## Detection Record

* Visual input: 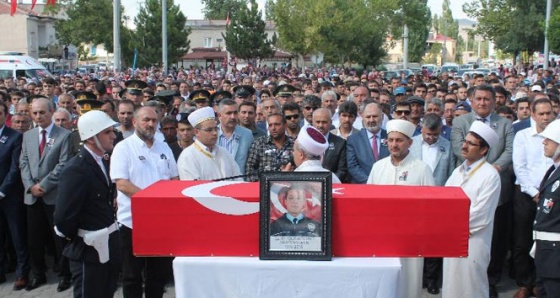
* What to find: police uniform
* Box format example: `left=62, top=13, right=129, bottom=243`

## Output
left=270, top=214, right=321, bottom=237
left=54, top=146, right=120, bottom=298
left=534, top=164, right=560, bottom=297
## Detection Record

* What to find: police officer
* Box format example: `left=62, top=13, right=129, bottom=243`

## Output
left=533, top=119, right=560, bottom=297
left=54, top=111, right=120, bottom=298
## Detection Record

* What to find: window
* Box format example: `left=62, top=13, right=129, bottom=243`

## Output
left=204, top=37, right=212, bottom=48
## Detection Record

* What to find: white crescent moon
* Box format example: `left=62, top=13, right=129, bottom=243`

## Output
left=181, top=181, right=259, bottom=216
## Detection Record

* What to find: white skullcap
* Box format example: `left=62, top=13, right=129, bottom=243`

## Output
left=469, top=121, right=499, bottom=148
left=297, top=126, right=328, bottom=156
left=541, top=119, right=560, bottom=144
left=386, top=119, right=416, bottom=139
left=188, top=107, right=215, bottom=127
left=531, top=85, right=542, bottom=92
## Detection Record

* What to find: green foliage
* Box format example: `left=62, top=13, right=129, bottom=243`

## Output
left=133, top=0, right=191, bottom=67
left=548, top=6, right=560, bottom=55
left=222, top=0, right=275, bottom=61
left=391, top=0, right=431, bottom=63
left=463, top=0, right=558, bottom=60
left=271, top=0, right=398, bottom=68
left=202, top=0, right=246, bottom=20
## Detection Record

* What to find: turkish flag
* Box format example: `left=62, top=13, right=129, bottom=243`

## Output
left=31, top=0, right=37, bottom=10
left=10, top=0, right=16, bottom=16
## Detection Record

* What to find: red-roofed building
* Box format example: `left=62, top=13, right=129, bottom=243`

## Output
left=0, top=0, right=59, bottom=58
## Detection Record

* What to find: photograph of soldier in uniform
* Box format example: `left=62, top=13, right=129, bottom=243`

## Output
left=270, top=184, right=322, bottom=237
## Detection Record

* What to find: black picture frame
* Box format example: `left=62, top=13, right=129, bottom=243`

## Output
left=259, top=171, right=332, bottom=261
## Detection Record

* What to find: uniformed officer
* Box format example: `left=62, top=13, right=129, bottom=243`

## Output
left=188, top=90, right=212, bottom=109
left=72, top=98, right=104, bottom=156
left=273, top=84, right=297, bottom=106
left=232, top=85, right=256, bottom=104
left=124, top=80, right=148, bottom=106
left=54, top=111, right=121, bottom=298
left=533, top=119, right=560, bottom=297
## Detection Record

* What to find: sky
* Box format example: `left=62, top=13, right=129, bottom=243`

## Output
left=119, top=0, right=472, bottom=22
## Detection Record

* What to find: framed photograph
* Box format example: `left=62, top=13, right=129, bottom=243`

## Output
left=259, top=172, right=332, bottom=261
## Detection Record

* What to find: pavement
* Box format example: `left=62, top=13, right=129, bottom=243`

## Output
left=0, top=263, right=520, bottom=298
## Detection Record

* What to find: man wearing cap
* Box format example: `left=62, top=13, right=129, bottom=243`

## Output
left=178, top=106, right=241, bottom=180
left=233, top=85, right=256, bottom=104
left=54, top=111, right=120, bottom=298
left=273, top=84, right=297, bottom=106
left=367, top=119, right=435, bottom=298
left=124, top=80, right=148, bottom=106
left=284, top=126, right=342, bottom=183
left=511, top=98, right=554, bottom=297
left=347, top=102, right=390, bottom=184
left=451, top=84, right=514, bottom=298
left=407, top=96, right=425, bottom=136
left=442, top=121, right=501, bottom=298
left=532, top=119, right=560, bottom=297
left=216, top=99, right=254, bottom=174
left=189, top=90, right=212, bottom=109
left=110, top=107, right=178, bottom=298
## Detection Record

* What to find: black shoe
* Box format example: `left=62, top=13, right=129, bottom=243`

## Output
left=427, top=283, right=440, bottom=295
left=57, top=276, right=72, bottom=292
left=25, top=276, right=46, bottom=291
left=489, top=285, right=498, bottom=298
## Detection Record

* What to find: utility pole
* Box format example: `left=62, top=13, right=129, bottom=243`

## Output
left=162, top=0, right=168, bottom=75
left=403, top=25, right=409, bottom=69
left=113, top=0, right=121, bottom=71
left=544, top=0, right=552, bottom=69
left=442, top=20, right=447, bottom=65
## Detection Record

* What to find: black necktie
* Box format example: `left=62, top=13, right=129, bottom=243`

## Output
left=102, top=155, right=111, bottom=183
left=293, top=218, right=298, bottom=225
left=477, top=118, right=487, bottom=123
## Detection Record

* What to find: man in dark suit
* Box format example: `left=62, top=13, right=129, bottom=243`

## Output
left=313, top=108, right=347, bottom=182
left=55, top=111, right=121, bottom=298
left=450, top=84, right=514, bottom=298
left=0, top=102, right=29, bottom=290
left=19, top=97, right=72, bottom=291
left=347, top=101, right=390, bottom=184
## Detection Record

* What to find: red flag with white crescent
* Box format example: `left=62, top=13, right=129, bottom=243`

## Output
left=31, top=0, right=37, bottom=10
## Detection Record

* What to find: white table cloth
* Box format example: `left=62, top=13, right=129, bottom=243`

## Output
left=173, top=257, right=401, bottom=298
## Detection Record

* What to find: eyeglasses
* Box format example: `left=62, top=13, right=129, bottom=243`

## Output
left=198, top=126, right=219, bottom=132
left=285, top=114, right=299, bottom=120
left=461, top=139, right=480, bottom=147
left=394, top=110, right=411, bottom=116
left=303, top=106, right=317, bottom=111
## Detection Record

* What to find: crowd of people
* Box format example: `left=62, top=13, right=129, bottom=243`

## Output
left=0, top=62, right=560, bottom=298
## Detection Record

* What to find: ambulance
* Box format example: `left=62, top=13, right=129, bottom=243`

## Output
left=0, top=52, right=52, bottom=80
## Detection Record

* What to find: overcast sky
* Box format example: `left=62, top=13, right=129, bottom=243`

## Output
left=118, top=0, right=472, bottom=21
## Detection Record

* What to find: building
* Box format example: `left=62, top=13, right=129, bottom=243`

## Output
left=181, top=19, right=293, bottom=69
left=0, top=1, right=58, bottom=59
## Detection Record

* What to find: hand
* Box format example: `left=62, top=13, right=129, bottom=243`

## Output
left=30, top=184, right=45, bottom=197
left=113, top=198, right=118, bottom=211
left=533, top=193, right=540, bottom=203
left=280, top=163, right=294, bottom=172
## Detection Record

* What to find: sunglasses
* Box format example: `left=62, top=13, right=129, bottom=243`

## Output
left=303, top=106, right=318, bottom=111
left=394, top=110, right=411, bottom=116
left=285, top=114, right=299, bottom=120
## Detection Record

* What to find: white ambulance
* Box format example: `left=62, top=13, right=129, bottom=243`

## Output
left=0, top=52, right=52, bottom=80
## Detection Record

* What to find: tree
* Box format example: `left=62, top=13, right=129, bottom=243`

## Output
left=222, top=0, right=275, bottom=62
left=133, top=0, right=191, bottom=67
left=390, top=0, right=431, bottom=63
left=202, top=0, right=246, bottom=20
left=549, top=6, right=560, bottom=55
left=463, top=0, right=556, bottom=63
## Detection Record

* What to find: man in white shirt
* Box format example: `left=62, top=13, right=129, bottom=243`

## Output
left=443, top=121, right=501, bottom=298
left=367, top=119, right=435, bottom=298
left=178, top=107, right=241, bottom=181
left=511, top=98, right=554, bottom=297
left=110, top=106, right=179, bottom=298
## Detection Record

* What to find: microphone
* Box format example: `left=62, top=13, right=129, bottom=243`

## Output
left=212, top=169, right=263, bottom=182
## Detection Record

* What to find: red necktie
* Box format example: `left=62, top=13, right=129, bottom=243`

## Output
left=372, top=134, right=379, bottom=161
left=39, top=130, right=47, bottom=156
